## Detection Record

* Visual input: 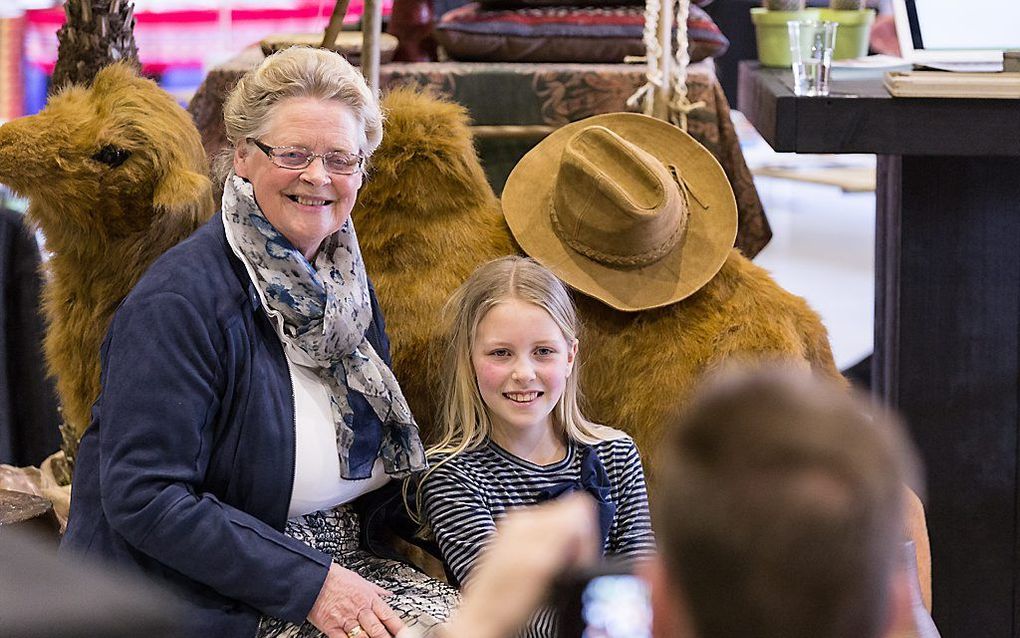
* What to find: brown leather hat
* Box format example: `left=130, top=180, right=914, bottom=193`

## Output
left=502, top=113, right=737, bottom=312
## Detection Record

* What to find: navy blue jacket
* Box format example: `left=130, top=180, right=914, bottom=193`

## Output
left=61, top=214, right=392, bottom=636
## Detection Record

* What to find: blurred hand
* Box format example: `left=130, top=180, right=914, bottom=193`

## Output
left=307, top=563, right=404, bottom=638
left=443, top=493, right=600, bottom=638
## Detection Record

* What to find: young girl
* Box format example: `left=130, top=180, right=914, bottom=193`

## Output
left=417, top=256, right=655, bottom=635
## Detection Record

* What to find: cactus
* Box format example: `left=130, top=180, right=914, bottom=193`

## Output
left=50, top=0, right=140, bottom=95
left=829, top=0, right=865, bottom=9
left=763, top=0, right=806, bottom=10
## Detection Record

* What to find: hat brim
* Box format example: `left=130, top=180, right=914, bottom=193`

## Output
left=502, top=113, right=737, bottom=312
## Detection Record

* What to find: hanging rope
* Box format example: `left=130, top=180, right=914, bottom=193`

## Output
left=626, top=0, right=663, bottom=116
left=668, top=0, right=704, bottom=130
left=628, top=0, right=704, bottom=130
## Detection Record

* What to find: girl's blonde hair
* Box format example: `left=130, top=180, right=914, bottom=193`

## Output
left=409, top=256, right=619, bottom=522
left=433, top=256, right=616, bottom=455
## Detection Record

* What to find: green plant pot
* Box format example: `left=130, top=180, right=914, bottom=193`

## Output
left=819, top=8, right=875, bottom=60
left=751, top=7, right=823, bottom=67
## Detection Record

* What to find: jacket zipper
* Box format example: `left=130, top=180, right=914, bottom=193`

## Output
left=284, top=354, right=297, bottom=519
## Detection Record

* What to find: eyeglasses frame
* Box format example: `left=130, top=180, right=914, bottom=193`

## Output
left=246, top=137, right=364, bottom=175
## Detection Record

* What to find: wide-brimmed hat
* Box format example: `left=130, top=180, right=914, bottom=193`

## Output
left=502, top=113, right=737, bottom=312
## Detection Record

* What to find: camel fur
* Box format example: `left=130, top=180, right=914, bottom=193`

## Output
left=0, top=62, right=214, bottom=467
left=354, top=88, right=843, bottom=471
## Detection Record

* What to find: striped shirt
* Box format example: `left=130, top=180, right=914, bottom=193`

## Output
left=420, top=433, right=656, bottom=635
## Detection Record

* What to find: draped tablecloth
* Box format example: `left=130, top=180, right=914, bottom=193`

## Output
left=189, top=48, right=770, bottom=257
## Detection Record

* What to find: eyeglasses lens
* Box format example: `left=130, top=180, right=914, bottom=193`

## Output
left=274, top=150, right=310, bottom=169
left=324, top=155, right=360, bottom=174
left=271, top=148, right=360, bottom=175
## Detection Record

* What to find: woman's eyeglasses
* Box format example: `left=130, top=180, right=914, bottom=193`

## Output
left=247, top=138, right=364, bottom=175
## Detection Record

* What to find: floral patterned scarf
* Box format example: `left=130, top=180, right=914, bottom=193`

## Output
left=222, top=173, right=425, bottom=480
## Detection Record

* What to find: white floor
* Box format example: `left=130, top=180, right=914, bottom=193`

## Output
left=733, top=111, right=876, bottom=370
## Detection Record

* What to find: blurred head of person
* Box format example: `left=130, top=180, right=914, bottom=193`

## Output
left=644, top=364, right=920, bottom=638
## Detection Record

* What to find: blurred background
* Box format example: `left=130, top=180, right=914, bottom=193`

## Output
left=0, top=0, right=393, bottom=120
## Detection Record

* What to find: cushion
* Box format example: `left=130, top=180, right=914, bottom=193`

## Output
left=434, top=3, right=729, bottom=64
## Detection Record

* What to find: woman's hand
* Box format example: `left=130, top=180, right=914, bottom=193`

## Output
left=307, top=563, right=405, bottom=638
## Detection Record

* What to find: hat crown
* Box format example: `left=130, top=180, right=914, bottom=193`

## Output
left=552, top=126, right=688, bottom=268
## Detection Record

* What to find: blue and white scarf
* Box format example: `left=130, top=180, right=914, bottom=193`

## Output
left=223, top=172, right=425, bottom=480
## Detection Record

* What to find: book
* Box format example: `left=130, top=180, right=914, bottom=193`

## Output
left=883, top=70, right=1020, bottom=98
left=831, top=54, right=912, bottom=79
left=1005, top=50, right=1020, bottom=72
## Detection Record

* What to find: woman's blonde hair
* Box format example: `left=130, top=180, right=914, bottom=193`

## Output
left=214, top=46, right=383, bottom=184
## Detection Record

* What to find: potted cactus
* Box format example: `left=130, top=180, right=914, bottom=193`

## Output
left=822, top=0, right=876, bottom=60
left=765, top=0, right=805, bottom=9
left=751, top=0, right=822, bottom=67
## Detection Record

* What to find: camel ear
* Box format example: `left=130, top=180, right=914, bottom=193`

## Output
left=151, top=167, right=214, bottom=243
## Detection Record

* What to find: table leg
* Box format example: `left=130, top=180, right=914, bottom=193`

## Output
left=875, top=154, right=1020, bottom=637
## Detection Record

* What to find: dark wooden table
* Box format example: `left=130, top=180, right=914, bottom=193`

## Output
left=739, top=61, right=1020, bottom=638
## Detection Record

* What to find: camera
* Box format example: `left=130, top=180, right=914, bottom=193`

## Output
left=551, top=564, right=652, bottom=638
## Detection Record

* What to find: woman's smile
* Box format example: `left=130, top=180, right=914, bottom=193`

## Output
left=285, top=193, right=335, bottom=207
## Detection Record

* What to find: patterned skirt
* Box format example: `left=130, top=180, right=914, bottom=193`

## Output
left=257, top=504, right=459, bottom=637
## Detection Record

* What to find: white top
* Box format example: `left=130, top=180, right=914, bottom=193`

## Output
left=287, top=358, right=389, bottom=518
left=222, top=211, right=390, bottom=519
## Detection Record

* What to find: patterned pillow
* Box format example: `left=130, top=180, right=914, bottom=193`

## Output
left=435, top=3, right=729, bottom=64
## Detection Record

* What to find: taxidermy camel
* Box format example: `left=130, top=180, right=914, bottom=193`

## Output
left=353, top=88, right=842, bottom=456
left=0, top=62, right=214, bottom=473
left=0, top=0, right=210, bottom=475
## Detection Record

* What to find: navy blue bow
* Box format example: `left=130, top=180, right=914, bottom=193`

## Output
left=536, top=445, right=617, bottom=550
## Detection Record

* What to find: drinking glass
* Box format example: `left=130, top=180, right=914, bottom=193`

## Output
left=788, top=20, right=838, bottom=96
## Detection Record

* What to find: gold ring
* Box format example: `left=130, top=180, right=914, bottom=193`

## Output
left=346, top=626, right=365, bottom=638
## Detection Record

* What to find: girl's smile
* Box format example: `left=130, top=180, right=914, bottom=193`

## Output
left=504, top=390, right=543, bottom=403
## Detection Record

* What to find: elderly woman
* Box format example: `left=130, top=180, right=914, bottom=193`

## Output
left=60, top=47, right=457, bottom=638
